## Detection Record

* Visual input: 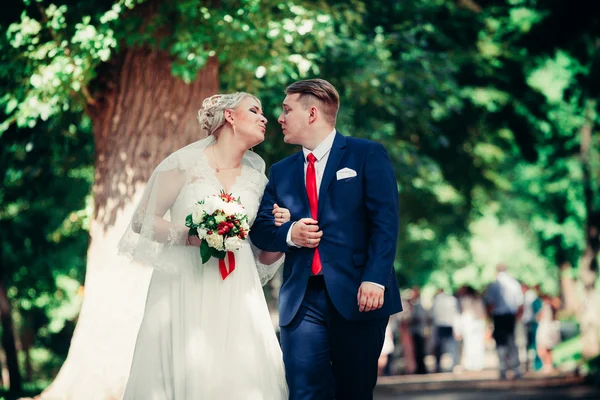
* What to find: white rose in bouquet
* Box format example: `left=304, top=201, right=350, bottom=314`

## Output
left=197, top=228, right=209, bottom=240
left=222, top=201, right=245, bottom=217
left=224, top=236, right=243, bottom=252
left=203, top=195, right=224, bottom=215
left=205, top=232, right=224, bottom=251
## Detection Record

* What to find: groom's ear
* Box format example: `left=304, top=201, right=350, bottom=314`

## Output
left=308, top=106, right=318, bottom=124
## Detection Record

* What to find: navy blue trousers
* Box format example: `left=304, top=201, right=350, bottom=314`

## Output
left=280, top=277, right=389, bottom=400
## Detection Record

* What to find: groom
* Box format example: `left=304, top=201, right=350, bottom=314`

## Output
left=251, top=78, right=402, bottom=400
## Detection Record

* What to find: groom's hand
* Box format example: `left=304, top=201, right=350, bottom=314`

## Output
left=357, top=282, right=384, bottom=312
left=291, top=218, right=322, bottom=248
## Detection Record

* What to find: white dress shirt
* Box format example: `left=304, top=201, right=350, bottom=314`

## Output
left=432, top=292, right=460, bottom=328
left=284, top=129, right=384, bottom=290
left=484, top=272, right=524, bottom=316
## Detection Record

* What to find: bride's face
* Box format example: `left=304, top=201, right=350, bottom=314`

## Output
left=230, top=97, right=267, bottom=148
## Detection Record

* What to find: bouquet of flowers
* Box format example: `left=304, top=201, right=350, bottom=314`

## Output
left=185, top=191, right=250, bottom=279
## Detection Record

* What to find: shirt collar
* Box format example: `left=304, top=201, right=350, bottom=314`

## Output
left=303, top=129, right=336, bottom=162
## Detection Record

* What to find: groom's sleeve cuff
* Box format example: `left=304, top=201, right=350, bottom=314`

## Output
left=363, top=281, right=385, bottom=290
left=286, top=222, right=301, bottom=248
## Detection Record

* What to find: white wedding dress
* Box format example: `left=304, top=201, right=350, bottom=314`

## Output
left=119, top=139, right=287, bottom=400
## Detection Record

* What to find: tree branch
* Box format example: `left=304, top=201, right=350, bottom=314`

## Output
left=35, top=2, right=97, bottom=107
left=458, top=0, right=482, bottom=13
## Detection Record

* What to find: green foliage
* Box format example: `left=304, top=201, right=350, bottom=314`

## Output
left=0, top=112, right=92, bottom=383
left=1, top=0, right=142, bottom=133
left=474, top=1, right=600, bottom=273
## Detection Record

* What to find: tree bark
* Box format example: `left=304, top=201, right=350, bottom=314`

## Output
left=578, top=100, right=600, bottom=361
left=559, top=262, right=580, bottom=315
left=0, top=277, right=22, bottom=393
left=20, top=314, right=35, bottom=382
left=33, top=45, right=219, bottom=400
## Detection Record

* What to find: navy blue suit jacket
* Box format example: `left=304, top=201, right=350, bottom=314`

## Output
left=251, top=132, right=402, bottom=327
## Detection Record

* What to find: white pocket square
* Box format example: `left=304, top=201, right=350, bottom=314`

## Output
left=336, top=167, right=357, bottom=180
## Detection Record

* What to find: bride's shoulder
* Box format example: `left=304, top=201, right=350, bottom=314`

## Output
left=155, top=147, right=205, bottom=174
left=242, top=165, right=268, bottom=192
left=244, top=165, right=268, bottom=182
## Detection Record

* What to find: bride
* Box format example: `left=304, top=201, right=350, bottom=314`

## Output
left=118, top=92, right=289, bottom=399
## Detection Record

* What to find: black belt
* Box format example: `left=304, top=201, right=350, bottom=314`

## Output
left=308, top=275, right=326, bottom=289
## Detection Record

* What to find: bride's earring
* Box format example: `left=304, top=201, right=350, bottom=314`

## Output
left=232, top=121, right=237, bottom=136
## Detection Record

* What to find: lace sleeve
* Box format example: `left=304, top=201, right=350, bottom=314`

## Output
left=133, top=168, right=188, bottom=246
left=118, top=153, right=189, bottom=272
left=249, top=239, right=285, bottom=286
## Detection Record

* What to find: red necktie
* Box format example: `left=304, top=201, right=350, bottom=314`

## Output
left=306, top=153, right=322, bottom=275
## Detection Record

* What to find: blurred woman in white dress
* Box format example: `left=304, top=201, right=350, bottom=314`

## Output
left=457, top=286, right=487, bottom=371
left=536, top=294, right=561, bottom=373
left=118, top=93, right=289, bottom=399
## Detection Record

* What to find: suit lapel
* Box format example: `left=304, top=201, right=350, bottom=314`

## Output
left=293, top=151, right=311, bottom=214
left=318, top=132, right=346, bottom=215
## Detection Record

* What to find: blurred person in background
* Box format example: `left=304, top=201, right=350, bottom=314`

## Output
left=378, top=306, right=407, bottom=376
left=408, top=287, right=428, bottom=374
left=521, top=283, right=541, bottom=371
left=431, top=288, right=460, bottom=373
left=378, top=321, right=396, bottom=376
left=536, top=294, right=561, bottom=373
left=397, top=294, right=417, bottom=374
left=484, top=264, right=524, bottom=380
left=456, top=286, right=487, bottom=371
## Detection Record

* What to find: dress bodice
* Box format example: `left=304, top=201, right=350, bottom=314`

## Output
left=171, top=156, right=268, bottom=226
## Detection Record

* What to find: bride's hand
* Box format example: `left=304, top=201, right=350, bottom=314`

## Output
left=272, top=203, right=291, bottom=227
left=186, top=235, right=202, bottom=247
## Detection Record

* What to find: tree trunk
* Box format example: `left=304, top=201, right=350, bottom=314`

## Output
left=20, top=314, right=35, bottom=382
left=559, top=262, right=580, bottom=315
left=33, top=46, right=218, bottom=399
left=0, top=278, right=22, bottom=393
left=578, top=100, right=600, bottom=361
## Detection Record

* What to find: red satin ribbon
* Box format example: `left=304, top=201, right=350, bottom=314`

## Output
left=219, top=251, right=236, bottom=280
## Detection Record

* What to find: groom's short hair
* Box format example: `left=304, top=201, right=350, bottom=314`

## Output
left=285, top=79, right=340, bottom=125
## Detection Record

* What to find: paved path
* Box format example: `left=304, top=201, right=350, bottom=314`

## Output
left=375, top=384, right=600, bottom=400
left=374, top=372, right=600, bottom=399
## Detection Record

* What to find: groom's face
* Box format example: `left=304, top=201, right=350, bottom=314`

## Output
left=279, top=94, right=310, bottom=146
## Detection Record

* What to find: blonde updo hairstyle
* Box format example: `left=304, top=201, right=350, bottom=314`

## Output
left=197, top=92, right=260, bottom=138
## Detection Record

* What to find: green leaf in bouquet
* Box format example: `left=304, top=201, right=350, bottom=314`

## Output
left=209, top=246, right=226, bottom=260
left=185, top=214, right=193, bottom=227
left=200, top=240, right=212, bottom=264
